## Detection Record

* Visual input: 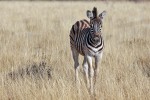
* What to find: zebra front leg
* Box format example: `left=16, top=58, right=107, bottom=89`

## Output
left=71, top=48, right=80, bottom=86
left=86, top=55, right=94, bottom=95
left=94, top=53, right=103, bottom=90
left=82, top=57, right=90, bottom=89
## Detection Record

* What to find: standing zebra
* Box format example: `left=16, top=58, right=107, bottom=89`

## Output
left=70, top=7, right=106, bottom=94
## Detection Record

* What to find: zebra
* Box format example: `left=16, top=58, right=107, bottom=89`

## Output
left=69, top=7, right=106, bottom=94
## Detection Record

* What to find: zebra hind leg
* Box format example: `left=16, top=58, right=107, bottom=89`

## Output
left=71, top=48, right=80, bottom=86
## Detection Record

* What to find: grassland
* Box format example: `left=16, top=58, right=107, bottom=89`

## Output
left=0, top=1, right=150, bottom=100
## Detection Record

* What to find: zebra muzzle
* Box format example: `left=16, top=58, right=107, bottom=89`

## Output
left=94, top=36, right=100, bottom=41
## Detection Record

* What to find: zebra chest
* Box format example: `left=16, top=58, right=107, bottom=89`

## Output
left=85, top=46, right=101, bottom=56
left=84, top=40, right=103, bottom=56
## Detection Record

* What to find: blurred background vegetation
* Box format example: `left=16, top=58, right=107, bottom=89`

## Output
left=0, top=0, right=149, bottom=2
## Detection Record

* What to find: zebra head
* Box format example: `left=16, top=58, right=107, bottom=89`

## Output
left=87, top=7, right=106, bottom=41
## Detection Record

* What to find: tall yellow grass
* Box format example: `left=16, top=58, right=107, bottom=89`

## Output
left=0, top=1, right=150, bottom=100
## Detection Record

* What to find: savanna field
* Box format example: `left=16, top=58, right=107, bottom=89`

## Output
left=0, top=1, right=150, bottom=100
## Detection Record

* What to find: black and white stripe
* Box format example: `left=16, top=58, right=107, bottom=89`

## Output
left=70, top=7, right=106, bottom=94
left=70, top=19, right=104, bottom=56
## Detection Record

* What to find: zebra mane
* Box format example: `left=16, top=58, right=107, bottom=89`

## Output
left=92, top=7, right=97, bottom=18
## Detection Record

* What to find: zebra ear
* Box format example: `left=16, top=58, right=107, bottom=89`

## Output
left=87, top=10, right=93, bottom=19
left=99, top=11, right=106, bottom=20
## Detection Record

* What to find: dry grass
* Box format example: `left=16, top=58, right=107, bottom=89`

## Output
left=0, top=1, right=150, bottom=100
